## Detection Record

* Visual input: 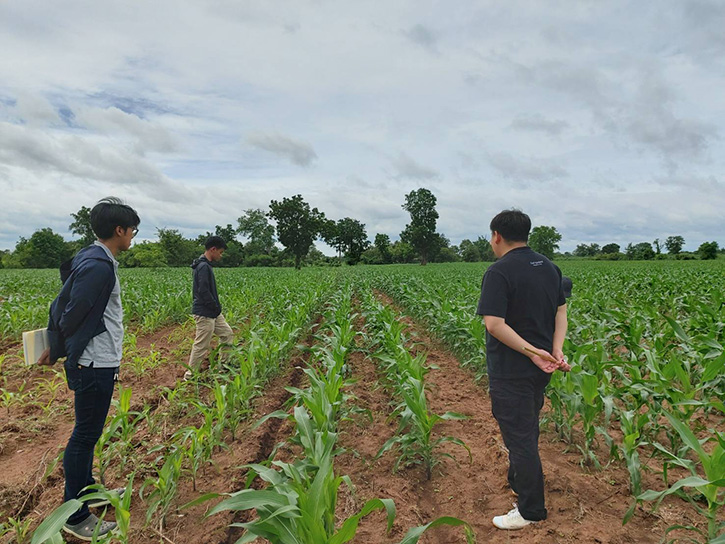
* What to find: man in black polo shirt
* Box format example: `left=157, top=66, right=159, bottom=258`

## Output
left=476, top=209, right=570, bottom=530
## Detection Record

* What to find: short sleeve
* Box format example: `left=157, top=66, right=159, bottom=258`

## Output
left=556, top=267, right=566, bottom=306
left=476, top=268, right=509, bottom=317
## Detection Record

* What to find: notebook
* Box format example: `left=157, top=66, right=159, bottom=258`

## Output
left=22, top=328, right=49, bottom=365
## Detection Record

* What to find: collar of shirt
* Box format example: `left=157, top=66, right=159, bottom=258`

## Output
left=93, top=240, right=119, bottom=267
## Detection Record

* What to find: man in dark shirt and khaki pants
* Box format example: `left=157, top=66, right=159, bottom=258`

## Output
left=186, top=235, right=234, bottom=380
left=477, top=209, right=571, bottom=530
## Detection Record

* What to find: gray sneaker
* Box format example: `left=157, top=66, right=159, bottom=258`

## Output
left=87, top=487, right=126, bottom=508
left=63, top=514, right=117, bottom=541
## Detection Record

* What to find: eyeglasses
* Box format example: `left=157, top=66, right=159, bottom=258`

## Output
left=131, top=227, right=139, bottom=238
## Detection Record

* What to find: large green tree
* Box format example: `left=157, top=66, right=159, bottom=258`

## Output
left=374, top=233, right=392, bottom=264
left=573, top=243, right=600, bottom=257
left=601, top=243, right=620, bottom=254
left=237, top=208, right=275, bottom=255
left=528, top=226, right=562, bottom=260
left=400, top=188, right=439, bottom=265
left=69, top=205, right=96, bottom=247
left=198, top=224, right=244, bottom=267
left=327, top=218, right=369, bottom=264
left=625, top=242, right=655, bottom=260
left=698, top=241, right=719, bottom=260
left=18, top=228, right=72, bottom=268
left=158, top=228, right=201, bottom=267
left=268, top=194, right=327, bottom=270
left=458, top=239, right=481, bottom=262
left=665, top=235, right=685, bottom=255
left=474, top=236, right=495, bottom=261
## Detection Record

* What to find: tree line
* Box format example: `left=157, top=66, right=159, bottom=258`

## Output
left=570, top=235, right=721, bottom=261
left=0, top=189, right=487, bottom=269
left=1, top=189, right=720, bottom=269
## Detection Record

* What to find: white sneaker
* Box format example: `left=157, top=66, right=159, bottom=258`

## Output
left=492, top=505, right=537, bottom=530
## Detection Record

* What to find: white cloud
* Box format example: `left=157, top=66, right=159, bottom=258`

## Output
left=0, top=0, right=723, bottom=253
left=246, top=132, right=318, bottom=167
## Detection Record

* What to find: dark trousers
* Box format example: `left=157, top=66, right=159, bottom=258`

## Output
left=63, top=362, right=116, bottom=524
left=489, top=373, right=550, bottom=521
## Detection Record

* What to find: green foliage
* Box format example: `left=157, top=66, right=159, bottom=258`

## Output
left=573, top=243, right=600, bottom=257
left=698, top=241, right=719, bottom=260
left=10, top=228, right=72, bottom=269
left=157, top=228, right=201, bottom=267
left=326, top=217, right=369, bottom=264
left=666, top=235, right=685, bottom=255
left=528, top=225, right=562, bottom=259
left=238, top=208, right=276, bottom=255
left=118, top=241, right=168, bottom=267
left=400, top=188, right=439, bottom=265
left=269, top=194, right=327, bottom=269
left=389, top=240, right=416, bottom=263
left=69, top=205, right=96, bottom=247
left=374, top=233, right=392, bottom=264
left=601, top=243, right=620, bottom=254
left=625, top=242, right=655, bottom=260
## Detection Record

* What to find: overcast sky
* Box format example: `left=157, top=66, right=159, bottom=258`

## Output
left=1, top=0, right=723, bottom=253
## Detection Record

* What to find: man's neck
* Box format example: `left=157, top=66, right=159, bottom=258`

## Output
left=98, top=238, right=120, bottom=257
left=498, top=241, right=527, bottom=257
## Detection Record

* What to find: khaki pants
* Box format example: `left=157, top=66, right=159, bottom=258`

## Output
left=188, top=314, right=234, bottom=371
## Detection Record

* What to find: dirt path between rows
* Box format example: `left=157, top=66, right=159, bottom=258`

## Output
left=333, top=292, right=680, bottom=544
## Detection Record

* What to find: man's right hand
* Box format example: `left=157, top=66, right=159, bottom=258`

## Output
left=529, top=352, right=559, bottom=374
left=37, top=348, right=53, bottom=366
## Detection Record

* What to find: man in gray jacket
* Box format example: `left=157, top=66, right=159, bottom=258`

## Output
left=186, top=235, right=234, bottom=380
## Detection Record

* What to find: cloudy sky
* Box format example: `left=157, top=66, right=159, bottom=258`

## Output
left=1, top=0, right=723, bottom=253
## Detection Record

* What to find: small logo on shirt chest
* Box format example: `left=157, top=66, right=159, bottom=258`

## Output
left=530, top=260, right=544, bottom=266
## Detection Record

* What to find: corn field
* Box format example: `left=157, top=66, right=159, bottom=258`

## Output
left=0, top=261, right=723, bottom=543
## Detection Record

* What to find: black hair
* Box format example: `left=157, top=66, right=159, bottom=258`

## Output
left=205, top=235, right=227, bottom=250
left=90, top=197, right=140, bottom=240
left=490, top=209, right=531, bottom=243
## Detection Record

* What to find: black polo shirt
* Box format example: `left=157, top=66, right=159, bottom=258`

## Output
left=476, top=246, right=566, bottom=379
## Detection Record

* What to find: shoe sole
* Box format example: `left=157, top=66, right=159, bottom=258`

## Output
left=491, top=519, right=538, bottom=530
left=62, top=525, right=116, bottom=541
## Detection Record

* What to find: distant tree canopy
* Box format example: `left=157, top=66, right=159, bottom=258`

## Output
left=374, top=233, right=392, bottom=264
left=6, top=228, right=73, bottom=269
left=237, top=208, right=275, bottom=256
left=157, top=228, right=202, bottom=267
left=601, top=243, right=620, bottom=254
left=573, top=243, right=601, bottom=257
left=268, top=194, right=327, bottom=270
left=400, top=188, right=439, bottom=265
left=698, top=241, right=719, bottom=260
left=529, top=226, right=562, bottom=260
left=626, top=242, right=655, bottom=260
left=69, top=205, right=96, bottom=247
left=665, top=235, right=685, bottom=255
left=326, top=217, right=369, bottom=265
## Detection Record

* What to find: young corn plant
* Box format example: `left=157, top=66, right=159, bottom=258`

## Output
left=140, top=447, right=183, bottom=533
left=30, top=479, right=134, bottom=544
left=634, top=411, right=725, bottom=543
left=173, top=424, right=215, bottom=491
left=378, top=376, right=470, bottom=480
left=194, top=407, right=476, bottom=544
left=95, top=385, right=147, bottom=483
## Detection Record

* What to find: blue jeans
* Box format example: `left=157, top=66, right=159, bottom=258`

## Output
left=489, top=373, right=550, bottom=521
left=63, top=362, right=117, bottom=524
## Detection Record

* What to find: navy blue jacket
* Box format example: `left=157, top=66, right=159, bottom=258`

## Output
left=47, top=244, right=116, bottom=365
left=191, top=255, right=222, bottom=318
